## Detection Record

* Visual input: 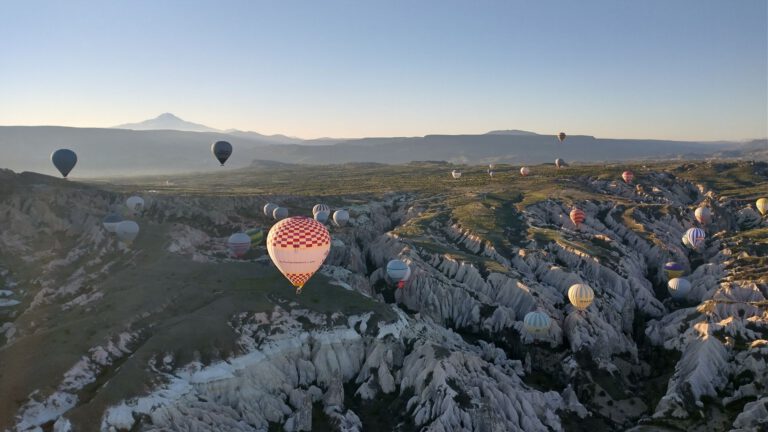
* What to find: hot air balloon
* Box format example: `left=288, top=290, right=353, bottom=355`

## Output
left=568, top=283, right=594, bottom=311
left=523, top=311, right=551, bottom=336
left=570, top=208, right=586, bottom=228
left=264, top=203, right=279, bottom=217
left=51, top=149, right=77, bottom=178
left=227, top=233, right=251, bottom=258
left=314, top=210, right=330, bottom=224
left=667, top=277, right=692, bottom=300
left=520, top=167, right=530, bottom=176
left=622, top=171, right=634, bottom=184
left=273, top=207, right=289, bottom=220
left=558, top=132, right=566, bottom=142
left=386, top=260, right=409, bottom=285
left=757, top=198, right=768, bottom=216
left=313, top=204, right=330, bottom=216
left=102, top=214, right=122, bottom=233
left=266, top=216, right=331, bottom=293
left=663, top=261, right=685, bottom=279
left=555, top=158, right=565, bottom=169
left=452, top=170, right=462, bottom=179
left=115, top=221, right=139, bottom=245
left=684, top=227, right=705, bottom=249
left=245, top=228, right=264, bottom=245
left=332, top=210, right=349, bottom=227
left=211, top=141, right=233, bottom=166
left=126, top=196, right=145, bottom=214
left=694, top=207, right=712, bottom=225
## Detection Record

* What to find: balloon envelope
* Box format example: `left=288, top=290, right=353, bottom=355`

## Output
left=757, top=198, right=768, bottom=216
left=273, top=207, right=289, bottom=220
left=694, top=207, right=712, bottom=225
left=267, top=216, right=331, bottom=292
left=663, top=261, right=685, bottom=279
left=264, top=203, right=279, bottom=217
left=668, top=277, right=692, bottom=300
left=116, top=221, right=139, bottom=244
left=558, top=132, right=566, bottom=142
left=622, top=171, right=634, bottom=184
left=555, top=158, right=565, bottom=168
left=51, top=149, right=77, bottom=178
left=520, top=167, right=530, bottom=176
left=245, top=228, right=264, bottom=245
left=227, top=233, right=251, bottom=257
left=386, top=259, right=409, bottom=282
left=211, top=141, right=233, bottom=166
left=313, top=204, right=330, bottom=216
left=126, top=196, right=145, bottom=213
left=523, top=311, right=551, bottom=336
left=102, top=214, right=122, bottom=232
left=570, top=208, right=586, bottom=227
left=332, top=210, right=349, bottom=227
left=568, top=283, right=594, bottom=310
left=685, top=227, right=705, bottom=249
left=314, top=210, right=330, bottom=224
left=452, top=170, right=461, bottom=179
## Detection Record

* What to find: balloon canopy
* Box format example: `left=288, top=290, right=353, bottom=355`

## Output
left=267, top=216, right=331, bottom=293
left=51, top=149, right=77, bottom=178
left=211, top=141, right=233, bottom=166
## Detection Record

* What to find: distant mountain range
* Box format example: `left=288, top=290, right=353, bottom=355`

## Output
left=113, top=113, right=312, bottom=145
left=113, top=113, right=219, bottom=133
left=0, top=114, right=765, bottom=177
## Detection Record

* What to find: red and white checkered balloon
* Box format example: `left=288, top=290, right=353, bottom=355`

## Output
left=267, top=216, right=331, bottom=292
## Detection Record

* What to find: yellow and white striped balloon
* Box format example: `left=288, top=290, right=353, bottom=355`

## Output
left=568, top=283, right=594, bottom=311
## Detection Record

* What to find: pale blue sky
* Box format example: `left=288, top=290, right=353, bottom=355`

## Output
left=1, top=0, right=766, bottom=140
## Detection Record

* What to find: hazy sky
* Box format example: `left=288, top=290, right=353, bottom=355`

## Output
left=1, top=0, right=766, bottom=140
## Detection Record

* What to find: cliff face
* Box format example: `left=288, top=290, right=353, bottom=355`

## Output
left=0, top=163, right=766, bottom=432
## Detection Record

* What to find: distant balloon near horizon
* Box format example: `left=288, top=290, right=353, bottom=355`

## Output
left=211, top=141, right=232, bottom=166
left=622, top=171, right=634, bottom=184
left=51, top=149, right=77, bottom=178
left=451, top=170, right=461, bottom=179
left=558, top=132, right=566, bottom=142
left=555, top=158, right=565, bottom=169
left=520, top=167, right=530, bottom=176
